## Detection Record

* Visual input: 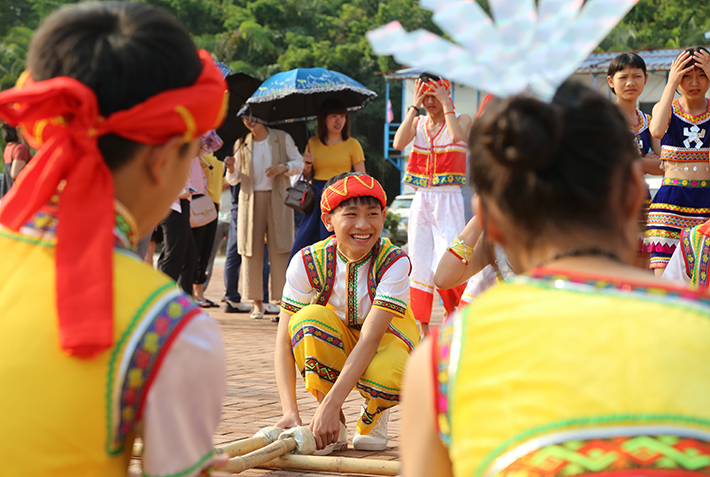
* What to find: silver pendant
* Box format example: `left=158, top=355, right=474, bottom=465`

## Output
left=684, top=166, right=689, bottom=172
left=673, top=165, right=679, bottom=171
left=694, top=166, right=698, bottom=172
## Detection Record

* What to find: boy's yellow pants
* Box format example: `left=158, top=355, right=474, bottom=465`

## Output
left=289, top=304, right=418, bottom=435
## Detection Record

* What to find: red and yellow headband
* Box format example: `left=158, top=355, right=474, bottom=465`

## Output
left=320, top=174, right=387, bottom=213
left=0, top=49, right=227, bottom=359
left=421, top=77, right=451, bottom=94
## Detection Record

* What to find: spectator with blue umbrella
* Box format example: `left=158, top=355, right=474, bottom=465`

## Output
left=239, top=67, right=377, bottom=259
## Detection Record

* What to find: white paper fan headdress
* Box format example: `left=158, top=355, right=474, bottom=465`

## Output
left=366, top=0, right=638, bottom=101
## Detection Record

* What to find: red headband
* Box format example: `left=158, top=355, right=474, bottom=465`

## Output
left=0, top=49, right=228, bottom=358
left=320, top=174, right=387, bottom=213
left=421, top=78, right=451, bottom=94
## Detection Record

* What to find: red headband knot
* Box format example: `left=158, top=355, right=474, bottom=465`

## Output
left=0, top=49, right=228, bottom=359
left=320, top=174, right=387, bottom=213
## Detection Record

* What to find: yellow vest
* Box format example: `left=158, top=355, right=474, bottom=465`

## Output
left=0, top=208, right=200, bottom=476
left=435, top=270, right=710, bottom=477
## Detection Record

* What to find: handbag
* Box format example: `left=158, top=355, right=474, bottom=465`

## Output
left=190, top=194, right=217, bottom=228
left=284, top=172, right=315, bottom=214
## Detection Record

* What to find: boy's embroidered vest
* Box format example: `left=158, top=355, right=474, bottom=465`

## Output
left=681, top=224, right=710, bottom=289
left=660, top=99, right=710, bottom=163
left=632, top=110, right=653, bottom=156
left=404, top=115, right=467, bottom=188
left=0, top=210, right=201, bottom=476
left=299, top=236, right=419, bottom=349
left=301, top=236, right=406, bottom=308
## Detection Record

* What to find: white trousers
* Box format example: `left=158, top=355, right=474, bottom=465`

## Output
left=408, top=186, right=465, bottom=323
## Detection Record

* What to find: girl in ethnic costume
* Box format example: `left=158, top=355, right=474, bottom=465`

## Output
left=607, top=52, right=662, bottom=268
left=275, top=172, right=419, bottom=455
left=401, top=81, right=710, bottom=477
left=0, top=4, right=228, bottom=476
left=644, top=47, right=710, bottom=274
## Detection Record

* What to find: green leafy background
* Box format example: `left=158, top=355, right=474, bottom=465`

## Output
left=1, top=0, right=709, bottom=191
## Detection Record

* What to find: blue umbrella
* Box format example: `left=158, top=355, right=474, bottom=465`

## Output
left=239, top=67, right=377, bottom=125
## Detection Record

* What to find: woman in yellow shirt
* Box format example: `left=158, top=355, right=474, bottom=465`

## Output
left=290, top=99, right=366, bottom=259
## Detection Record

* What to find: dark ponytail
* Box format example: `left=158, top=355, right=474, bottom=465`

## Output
left=469, top=80, right=638, bottom=240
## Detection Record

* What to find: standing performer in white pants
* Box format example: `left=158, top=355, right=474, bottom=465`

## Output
left=393, top=73, right=472, bottom=336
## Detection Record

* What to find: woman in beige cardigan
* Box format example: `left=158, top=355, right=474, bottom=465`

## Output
left=225, top=117, right=304, bottom=319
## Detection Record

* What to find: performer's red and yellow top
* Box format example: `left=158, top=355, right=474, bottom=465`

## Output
left=403, top=115, right=467, bottom=188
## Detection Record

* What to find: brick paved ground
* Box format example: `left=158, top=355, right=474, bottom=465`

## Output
left=199, top=262, right=446, bottom=476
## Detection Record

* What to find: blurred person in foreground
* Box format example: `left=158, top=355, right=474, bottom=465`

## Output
left=0, top=3, right=229, bottom=476
left=401, top=81, right=710, bottom=476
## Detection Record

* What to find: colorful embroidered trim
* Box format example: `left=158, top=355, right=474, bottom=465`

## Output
left=359, top=404, right=392, bottom=427
left=372, top=299, right=407, bottom=317
left=682, top=227, right=696, bottom=280
left=280, top=300, right=302, bottom=315
left=302, top=356, right=340, bottom=384
left=490, top=435, right=710, bottom=477
left=661, top=177, right=710, bottom=188
left=683, top=225, right=710, bottom=289
left=385, top=323, right=416, bottom=352
left=526, top=268, right=710, bottom=307
left=661, top=148, right=710, bottom=163
left=291, top=324, right=345, bottom=351
left=356, top=382, right=400, bottom=403
left=673, top=98, right=710, bottom=124
left=630, top=109, right=649, bottom=135
left=116, top=294, right=200, bottom=446
left=477, top=417, right=710, bottom=477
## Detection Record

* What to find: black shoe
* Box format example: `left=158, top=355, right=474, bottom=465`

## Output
left=224, top=301, right=251, bottom=313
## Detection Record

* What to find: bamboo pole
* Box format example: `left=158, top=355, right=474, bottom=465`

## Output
left=224, top=438, right=297, bottom=473
left=260, top=454, right=400, bottom=476
left=213, top=436, right=270, bottom=457
left=133, top=427, right=283, bottom=458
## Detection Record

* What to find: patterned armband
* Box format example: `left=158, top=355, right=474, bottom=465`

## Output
left=447, top=237, right=473, bottom=265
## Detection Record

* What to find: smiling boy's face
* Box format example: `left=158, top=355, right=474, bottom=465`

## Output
left=321, top=198, right=384, bottom=260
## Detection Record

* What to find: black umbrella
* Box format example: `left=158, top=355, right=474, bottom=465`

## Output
left=214, top=72, right=308, bottom=160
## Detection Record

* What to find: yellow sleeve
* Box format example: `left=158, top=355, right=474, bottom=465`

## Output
left=350, top=138, right=365, bottom=165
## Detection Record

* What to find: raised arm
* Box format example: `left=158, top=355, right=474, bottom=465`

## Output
left=393, top=79, right=426, bottom=151
left=650, top=51, right=694, bottom=139
left=429, top=81, right=472, bottom=143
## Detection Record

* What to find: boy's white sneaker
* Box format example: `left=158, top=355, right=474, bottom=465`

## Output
left=313, top=422, right=348, bottom=456
left=353, top=408, right=389, bottom=451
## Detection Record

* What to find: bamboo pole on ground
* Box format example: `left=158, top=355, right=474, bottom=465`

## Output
left=132, top=426, right=284, bottom=458
left=260, top=454, right=400, bottom=475
left=224, top=438, right=298, bottom=473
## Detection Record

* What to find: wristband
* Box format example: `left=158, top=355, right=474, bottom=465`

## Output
left=447, top=237, right=473, bottom=265
left=444, top=111, right=456, bottom=116
left=409, top=105, right=420, bottom=114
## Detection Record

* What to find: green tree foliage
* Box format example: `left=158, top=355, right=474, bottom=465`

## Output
left=1, top=0, right=709, bottom=195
